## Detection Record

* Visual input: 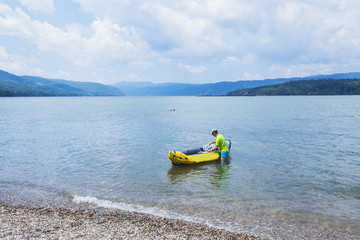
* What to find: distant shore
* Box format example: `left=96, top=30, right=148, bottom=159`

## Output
left=0, top=202, right=262, bottom=239
left=197, top=94, right=256, bottom=97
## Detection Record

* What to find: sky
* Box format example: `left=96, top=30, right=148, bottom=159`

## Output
left=0, top=0, right=359, bottom=84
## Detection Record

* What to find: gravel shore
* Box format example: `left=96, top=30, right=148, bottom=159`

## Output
left=0, top=203, right=263, bottom=239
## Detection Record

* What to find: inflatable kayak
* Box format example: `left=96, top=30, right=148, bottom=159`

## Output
left=168, top=140, right=231, bottom=165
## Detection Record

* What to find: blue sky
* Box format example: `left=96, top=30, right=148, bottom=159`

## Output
left=0, top=0, right=359, bottom=84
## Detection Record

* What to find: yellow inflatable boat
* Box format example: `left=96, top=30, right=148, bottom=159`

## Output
left=168, top=140, right=231, bottom=165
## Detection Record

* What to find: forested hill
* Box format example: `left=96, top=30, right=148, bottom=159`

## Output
left=0, top=70, right=125, bottom=97
left=113, top=72, right=360, bottom=96
left=227, top=79, right=360, bottom=96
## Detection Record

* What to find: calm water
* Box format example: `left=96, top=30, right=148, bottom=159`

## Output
left=0, top=96, right=359, bottom=239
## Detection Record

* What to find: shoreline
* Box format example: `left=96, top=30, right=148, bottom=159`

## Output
left=0, top=202, right=263, bottom=239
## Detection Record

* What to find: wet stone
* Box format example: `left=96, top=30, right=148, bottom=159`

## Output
left=0, top=202, right=263, bottom=240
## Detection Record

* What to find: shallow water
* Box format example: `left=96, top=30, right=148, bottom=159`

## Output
left=0, top=96, right=359, bottom=239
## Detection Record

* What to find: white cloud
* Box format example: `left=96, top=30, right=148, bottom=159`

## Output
left=69, top=17, right=150, bottom=65
left=74, top=0, right=360, bottom=65
left=73, top=1, right=258, bottom=57
left=0, top=5, right=151, bottom=66
left=241, top=53, right=258, bottom=64
left=139, top=1, right=255, bottom=56
left=243, top=73, right=262, bottom=81
left=128, top=61, right=153, bottom=69
left=179, top=64, right=208, bottom=74
left=0, top=46, right=9, bottom=59
left=268, top=62, right=349, bottom=79
left=125, top=73, right=143, bottom=82
left=0, top=46, right=43, bottom=76
left=18, top=0, right=55, bottom=14
left=221, top=56, right=240, bottom=65
left=1, top=1, right=360, bottom=83
left=271, top=1, right=360, bottom=63
left=56, top=70, right=71, bottom=78
left=221, top=53, right=257, bottom=65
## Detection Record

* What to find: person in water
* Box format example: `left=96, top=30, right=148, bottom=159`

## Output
left=206, top=129, right=229, bottom=163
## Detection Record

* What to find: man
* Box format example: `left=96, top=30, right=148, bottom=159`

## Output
left=206, top=129, right=229, bottom=163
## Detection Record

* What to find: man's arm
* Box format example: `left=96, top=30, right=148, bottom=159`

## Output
left=206, top=145, right=218, bottom=152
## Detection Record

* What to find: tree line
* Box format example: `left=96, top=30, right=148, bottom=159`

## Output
left=227, top=79, right=360, bottom=96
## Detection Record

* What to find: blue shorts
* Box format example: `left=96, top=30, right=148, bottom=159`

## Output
left=221, top=151, right=229, bottom=159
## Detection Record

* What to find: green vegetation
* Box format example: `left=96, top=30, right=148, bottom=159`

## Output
left=3, top=69, right=360, bottom=97
left=0, top=70, right=125, bottom=97
left=227, top=79, right=360, bottom=96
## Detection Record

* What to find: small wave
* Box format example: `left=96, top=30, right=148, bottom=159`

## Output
left=71, top=194, right=246, bottom=235
left=72, top=194, right=206, bottom=225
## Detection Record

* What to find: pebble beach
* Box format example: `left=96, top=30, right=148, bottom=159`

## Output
left=0, top=203, right=262, bottom=239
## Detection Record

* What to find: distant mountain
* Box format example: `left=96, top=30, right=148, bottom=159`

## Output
left=0, top=70, right=125, bottom=97
left=227, top=78, right=360, bottom=96
left=2, top=69, right=359, bottom=97
left=113, top=79, right=290, bottom=96
left=113, top=72, right=360, bottom=96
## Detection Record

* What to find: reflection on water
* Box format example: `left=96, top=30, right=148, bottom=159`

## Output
left=167, top=161, right=230, bottom=189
